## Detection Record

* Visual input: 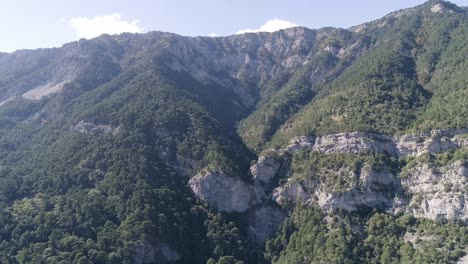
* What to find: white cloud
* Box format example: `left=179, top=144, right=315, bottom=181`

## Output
left=69, top=13, right=143, bottom=39
left=208, top=33, right=218, bottom=37
left=236, top=19, right=298, bottom=34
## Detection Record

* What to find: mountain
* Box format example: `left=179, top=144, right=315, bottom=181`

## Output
left=0, top=0, right=467, bottom=263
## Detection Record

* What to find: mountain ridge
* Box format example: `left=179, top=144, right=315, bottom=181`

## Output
left=0, top=1, right=466, bottom=263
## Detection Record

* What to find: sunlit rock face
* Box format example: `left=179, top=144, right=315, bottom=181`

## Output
left=402, top=161, right=468, bottom=221
left=272, top=164, right=401, bottom=212
left=189, top=171, right=253, bottom=213
left=250, top=155, right=280, bottom=184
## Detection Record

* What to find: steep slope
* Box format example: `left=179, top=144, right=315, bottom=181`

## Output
left=236, top=28, right=367, bottom=151
left=270, top=0, right=467, bottom=147
left=0, top=1, right=466, bottom=263
left=0, top=67, right=255, bottom=263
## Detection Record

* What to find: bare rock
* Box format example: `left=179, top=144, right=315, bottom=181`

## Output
left=457, top=253, right=468, bottom=264
left=189, top=171, right=253, bottom=213
left=360, top=164, right=400, bottom=190
left=285, top=136, right=314, bottom=153
left=250, top=156, right=280, bottom=184
left=282, top=128, right=467, bottom=157
left=272, top=179, right=314, bottom=206
left=315, top=188, right=394, bottom=212
left=272, top=165, right=400, bottom=212
left=402, top=161, right=467, bottom=221
left=312, top=132, right=396, bottom=155
left=393, top=129, right=465, bottom=157
left=431, top=3, right=445, bottom=13
left=22, top=81, right=68, bottom=100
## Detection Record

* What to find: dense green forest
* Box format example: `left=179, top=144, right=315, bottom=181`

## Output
left=0, top=0, right=466, bottom=263
left=269, top=1, right=468, bottom=147
left=265, top=206, right=467, bottom=264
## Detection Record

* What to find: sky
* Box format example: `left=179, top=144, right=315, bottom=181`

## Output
left=0, top=0, right=466, bottom=53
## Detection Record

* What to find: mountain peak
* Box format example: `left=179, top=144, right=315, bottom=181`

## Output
left=424, top=0, right=465, bottom=13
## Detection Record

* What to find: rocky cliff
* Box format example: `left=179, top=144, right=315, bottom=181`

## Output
left=188, top=171, right=254, bottom=213
left=275, top=130, right=467, bottom=220
left=402, top=161, right=467, bottom=221
left=284, top=129, right=468, bottom=157
left=272, top=163, right=402, bottom=212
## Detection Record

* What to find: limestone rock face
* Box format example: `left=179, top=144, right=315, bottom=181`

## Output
left=272, top=179, right=314, bottom=206
left=360, top=164, right=400, bottom=190
left=429, top=2, right=463, bottom=14
left=250, top=156, right=280, bottom=184
left=188, top=171, right=253, bottom=213
left=312, top=132, right=396, bottom=155
left=431, top=3, right=445, bottom=13
left=393, top=129, right=467, bottom=157
left=402, top=161, right=468, bottom=221
left=272, top=165, right=400, bottom=212
left=285, top=136, right=315, bottom=153
left=315, top=189, right=394, bottom=212
left=274, top=129, right=467, bottom=157
left=191, top=129, right=467, bottom=221
left=161, top=27, right=367, bottom=109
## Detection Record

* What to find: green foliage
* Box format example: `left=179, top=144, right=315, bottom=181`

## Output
left=265, top=207, right=468, bottom=264
left=0, top=69, right=252, bottom=263
left=237, top=66, right=314, bottom=152
left=269, top=3, right=468, bottom=149
left=400, top=148, right=468, bottom=178
left=289, top=151, right=400, bottom=193
left=0, top=2, right=466, bottom=263
left=264, top=205, right=357, bottom=264
left=270, top=48, right=430, bottom=147
left=238, top=28, right=359, bottom=152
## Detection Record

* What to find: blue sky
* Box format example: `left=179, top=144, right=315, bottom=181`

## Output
left=1, top=0, right=466, bottom=52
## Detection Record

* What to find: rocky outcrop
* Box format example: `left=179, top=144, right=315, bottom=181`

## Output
left=188, top=171, right=253, bottom=213
left=315, top=189, right=396, bottom=212
left=188, top=170, right=287, bottom=245
left=263, top=129, right=468, bottom=221
left=73, top=120, right=121, bottom=135
left=285, top=136, right=315, bottom=153
left=431, top=3, right=445, bottom=13
left=270, top=142, right=467, bottom=221
left=191, top=130, right=467, bottom=220
left=402, top=161, right=467, bottom=221
left=275, top=129, right=468, bottom=157
left=360, top=164, right=400, bottom=190
left=312, top=132, right=396, bottom=155
left=394, top=129, right=467, bottom=157
left=272, top=179, right=314, bottom=206
left=251, top=156, right=281, bottom=203
left=430, top=2, right=464, bottom=14
left=272, top=164, right=401, bottom=211
left=162, top=27, right=366, bottom=109
left=250, top=156, right=280, bottom=185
